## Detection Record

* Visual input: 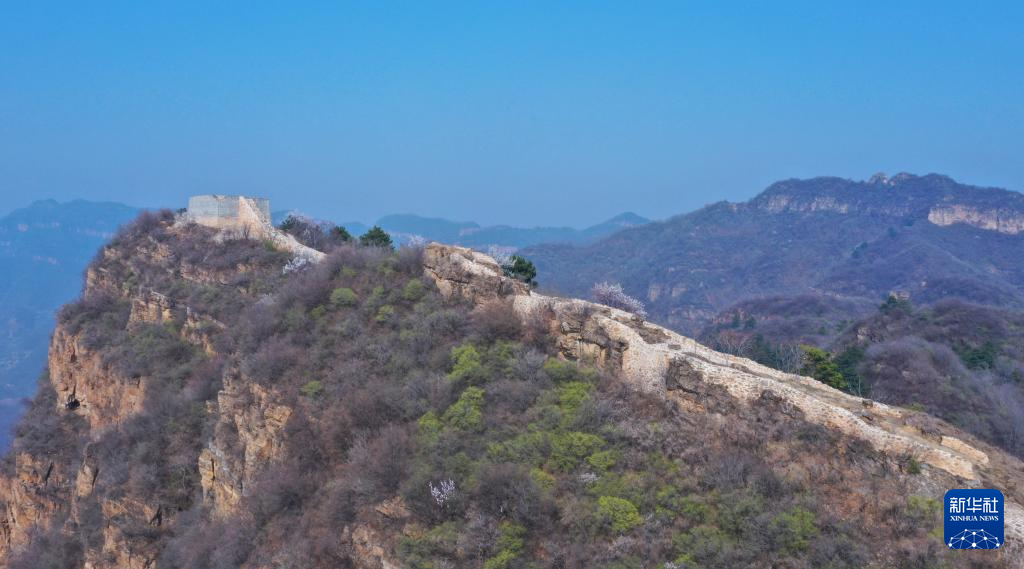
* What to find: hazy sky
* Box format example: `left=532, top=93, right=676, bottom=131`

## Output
left=1, top=1, right=1022, bottom=226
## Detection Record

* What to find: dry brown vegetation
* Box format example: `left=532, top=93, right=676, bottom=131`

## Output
left=1, top=214, right=1012, bottom=568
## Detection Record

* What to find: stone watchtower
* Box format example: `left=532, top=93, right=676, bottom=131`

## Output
left=187, top=194, right=271, bottom=230
left=185, top=194, right=326, bottom=263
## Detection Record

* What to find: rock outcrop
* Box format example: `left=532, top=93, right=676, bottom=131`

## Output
left=928, top=204, right=1024, bottom=235
left=199, top=375, right=292, bottom=517
left=423, top=243, right=1024, bottom=553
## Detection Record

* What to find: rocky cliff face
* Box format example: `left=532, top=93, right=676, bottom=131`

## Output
left=0, top=215, right=294, bottom=568
left=928, top=204, right=1024, bottom=234
left=198, top=374, right=292, bottom=517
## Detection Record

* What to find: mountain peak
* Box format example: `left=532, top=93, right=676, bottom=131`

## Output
left=601, top=211, right=649, bottom=225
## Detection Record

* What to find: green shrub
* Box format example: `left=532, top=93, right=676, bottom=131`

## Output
left=597, top=496, right=643, bottom=533
left=299, top=380, right=324, bottom=398
left=484, top=522, right=526, bottom=569
left=954, top=341, right=998, bottom=370
left=586, top=449, right=619, bottom=472
left=496, top=522, right=526, bottom=553
left=557, top=381, right=593, bottom=424
left=773, top=506, right=818, bottom=552
left=488, top=431, right=547, bottom=466
left=550, top=432, right=605, bottom=471
left=375, top=304, right=395, bottom=323
left=543, top=358, right=579, bottom=382
left=483, top=550, right=517, bottom=569
left=907, top=495, right=939, bottom=517
left=369, top=285, right=387, bottom=303
left=417, top=411, right=443, bottom=444
left=907, top=495, right=942, bottom=538
left=448, top=344, right=486, bottom=384
left=672, top=525, right=728, bottom=561
left=397, top=521, right=460, bottom=568
left=443, top=387, right=485, bottom=431
left=879, top=294, right=913, bottom=314
left=330, top=287, right=358, bottom=307
left=402, top=279, right=425, bottom=301
left=587, top=472, right=644, bottom=506
left=530, top=468, right=556, bottom=491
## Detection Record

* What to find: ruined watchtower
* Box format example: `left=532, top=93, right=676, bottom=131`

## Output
left=187, top=194, right=271, bottom=230
left=185, top=194, right=326, bottom=264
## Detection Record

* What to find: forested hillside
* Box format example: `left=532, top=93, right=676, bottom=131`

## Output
left=701, top=296, right=1024, bottom=460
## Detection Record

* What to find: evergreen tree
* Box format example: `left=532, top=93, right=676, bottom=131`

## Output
left=834, top=346, right=866, bottom=396
left=502, top=254, right=537, bottom=287
left=799, top=345, right=849, bottom=391
left=360, top=226, right=393, bottom=249
left=330, top=225, right=352, bottom=243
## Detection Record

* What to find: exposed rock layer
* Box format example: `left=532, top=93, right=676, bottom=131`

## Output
left=928, top=204, right=1024, bottom=235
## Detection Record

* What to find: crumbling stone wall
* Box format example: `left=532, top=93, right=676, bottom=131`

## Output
left=187, top=195, right=271, bottom=229
left=421, top=243, right=1024, bottom=550
left=185, top=194, right=324, bottom=263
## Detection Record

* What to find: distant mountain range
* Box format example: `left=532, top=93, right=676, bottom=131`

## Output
left=524, top=173, right=1024, bottom=333
left=273, top=211, right=650, bottom=249
left=0, top=199, right=139, bottom=449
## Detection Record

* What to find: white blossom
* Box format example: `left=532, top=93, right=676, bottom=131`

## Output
left=591, top=281, right=647, bottom=319
left=404, top=234, right=427, bottom=248
left=429, top=478, right=457, bottom=508
left=283, top=256, right=312, bottom=274
left=487, top=245, right=517, bottom=269
left=578, top=472, right=599, bottom=485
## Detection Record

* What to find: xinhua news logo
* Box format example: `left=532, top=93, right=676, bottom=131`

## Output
left=944, top=489, right=1004, bottom=550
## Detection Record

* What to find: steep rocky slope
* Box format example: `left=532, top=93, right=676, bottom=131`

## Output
left=1, top=212, right=1022, bottom=568
left=0, top=200, right=139, bottom=451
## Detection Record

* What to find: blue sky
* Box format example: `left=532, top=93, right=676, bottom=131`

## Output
left=1, top=1, right=1021, bottom=225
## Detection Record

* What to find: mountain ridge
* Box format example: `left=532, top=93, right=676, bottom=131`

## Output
left=273, top=210, right=652, bottom=249
left=523, top=173, right=1024, bottom=333
left=2, top=211, right=1021, bottom=567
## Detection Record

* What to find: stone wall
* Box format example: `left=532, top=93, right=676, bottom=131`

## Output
left=185, top=194, right=325, bottom=263
left=187, top=195, right=270, bottom=229
left=422, top=242, right=1024, bottom=553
